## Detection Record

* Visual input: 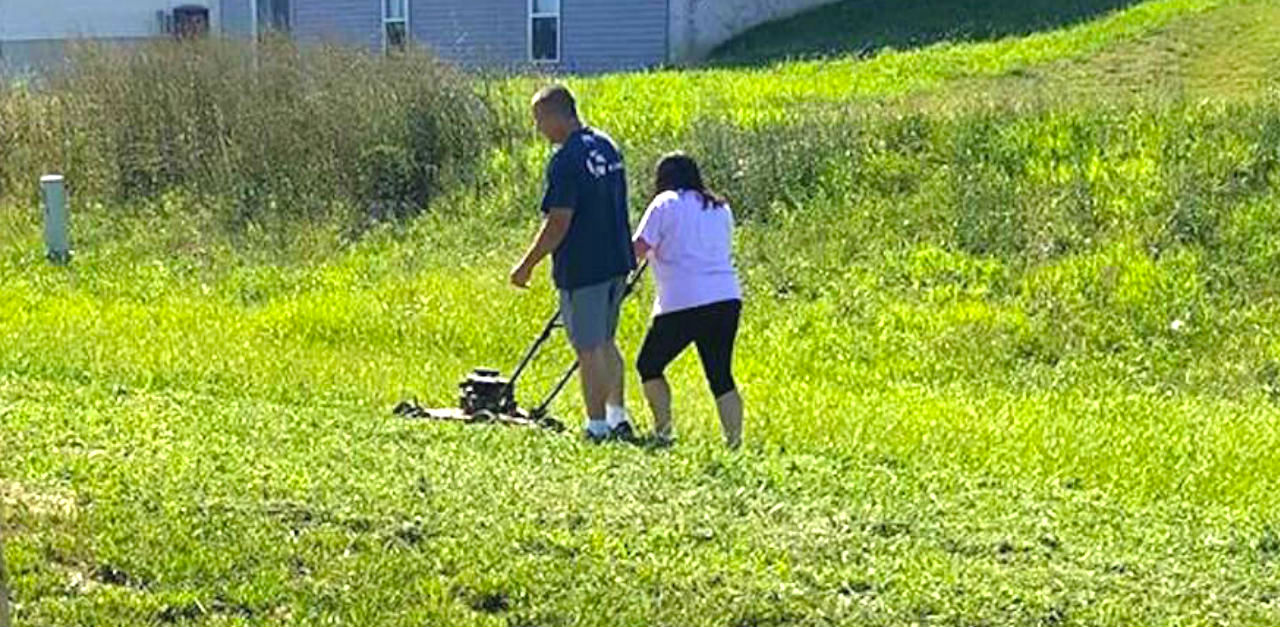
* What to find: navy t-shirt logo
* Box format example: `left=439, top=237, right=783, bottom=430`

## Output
left=586, top=149, right=611, bottom=178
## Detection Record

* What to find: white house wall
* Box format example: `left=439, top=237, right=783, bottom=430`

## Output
left=0, top=0, right=220, bottom=73
left=668, top=0, right=843, bottom=63
left=0, top=0, right=219, bottom=41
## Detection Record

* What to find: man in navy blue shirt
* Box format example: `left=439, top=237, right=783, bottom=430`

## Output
left=511, top=85, right=637, bottom=442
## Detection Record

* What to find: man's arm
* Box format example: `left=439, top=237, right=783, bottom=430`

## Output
left=510, top=208, right=573, bottom=288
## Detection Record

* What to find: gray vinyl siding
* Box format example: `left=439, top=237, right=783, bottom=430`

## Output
left=411, top=0, right=667, bottom=72
left=410, top=0, right=526, bottom=70
left=221, top=0, right=379, bottom=50
left=561, top=0, right=668, bottom=72
left=216, top=0, right=669, bottom=73
left=0, top=39, right=67, bottom=73
left=295, top=0, right=380, bottom=50
left=1, top=37, right=148, bottom=74
left=220, top=0, right=253, bottom=37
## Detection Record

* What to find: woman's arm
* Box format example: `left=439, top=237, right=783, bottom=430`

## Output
left=634, top=194, right=667, bottom=263
left=633, top=237, right=653, bottom=263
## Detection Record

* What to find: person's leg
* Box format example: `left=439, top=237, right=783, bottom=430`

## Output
left=636, top=311, right=693, bottom=442
left=603, top=277, right=629, bottom=429
left=606, top=341, right=625, bottom=409
left=577, top=344, right=611, bottom=428
left=715, top=390, right=744, bottom=450
left=604, top=339, right=633, bottom=438
left=643, top=377, right=674, bottom=441
left=692, top=300, right=743, bottom=449
left=563, top=285, right=611, bottom=439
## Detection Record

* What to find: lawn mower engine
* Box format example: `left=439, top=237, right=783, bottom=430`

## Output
left=459, top=368, right=517, bottom=416
left=393, top=366, right=564, bottom=431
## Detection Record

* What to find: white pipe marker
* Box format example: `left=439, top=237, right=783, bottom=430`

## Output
left=40, top=174, right=70, bottom=264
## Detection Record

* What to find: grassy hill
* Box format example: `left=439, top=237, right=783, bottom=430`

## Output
left=709, top=0, right=1280, bottom=90
left=2, top=0, right=1279, bottom=625
left=709, top=0, right=1152, bottom=66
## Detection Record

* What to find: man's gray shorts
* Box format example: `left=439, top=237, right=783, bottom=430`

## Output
left=559, top=275, right=626, bottom=352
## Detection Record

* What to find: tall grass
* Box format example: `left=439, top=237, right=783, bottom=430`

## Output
left=0, top=38, right=505, bottom=235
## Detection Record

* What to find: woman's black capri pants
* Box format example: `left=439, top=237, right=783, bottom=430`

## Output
left=636, top=299, right=741, bottom=398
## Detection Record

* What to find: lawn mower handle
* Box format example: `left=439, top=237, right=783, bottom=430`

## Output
left=498, top=261, right=648, bottom=408
left=527, top=261, right=649, bottom=418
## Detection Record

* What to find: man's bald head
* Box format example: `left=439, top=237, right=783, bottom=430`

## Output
left=532, top=84, right=578, bottom=119
left=532, top=84, right=582, bottom=144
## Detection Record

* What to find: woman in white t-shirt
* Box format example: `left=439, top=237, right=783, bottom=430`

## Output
left=633, top=152, right=743, bottom=448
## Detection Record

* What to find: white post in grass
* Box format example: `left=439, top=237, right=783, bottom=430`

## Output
left=40, top=174, right=70, bottom=264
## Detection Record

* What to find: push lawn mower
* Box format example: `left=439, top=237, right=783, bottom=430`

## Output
left=393, top=262, right=648, bottom=432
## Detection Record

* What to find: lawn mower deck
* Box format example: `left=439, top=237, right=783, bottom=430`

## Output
left=393, top=367, right=567, bottom=432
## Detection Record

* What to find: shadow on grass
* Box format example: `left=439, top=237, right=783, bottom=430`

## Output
left=707, top=0, right=1149, bottom=67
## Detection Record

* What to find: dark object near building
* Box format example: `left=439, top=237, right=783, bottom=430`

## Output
left=173, top=5, right=211, bottom=39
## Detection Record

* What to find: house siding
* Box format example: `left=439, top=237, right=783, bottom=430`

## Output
left=410, top=0, right=527, bottom=70
left=408, top=0, right=667, bottom=72
left=214, top=0, right=669, bottom=72
left=560, top=0, right=667, bottom=72
left=294, top=0, right=381, bottom=50
left=1, top=0, right=224, bottom=73
left=220, top=0, right=253, bottom=36
left=220, top=0, right=401, bottom=54
left=1, top=37, right=150, bottom=73
left=1, top=0, right=168, bottom=40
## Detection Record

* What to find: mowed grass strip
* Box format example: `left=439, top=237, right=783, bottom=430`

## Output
left=3, top=373, right=1279, bottom=625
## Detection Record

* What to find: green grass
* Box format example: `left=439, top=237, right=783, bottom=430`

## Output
left=4, top=0, right=1280, bottom=624
left=709, top=0, right=1149, bottom=66
left=907, top=0, right=1280, bottom=107
left=3, top=220, right=1279, bottom=624
left=558, top=0, right=1230, bottom=133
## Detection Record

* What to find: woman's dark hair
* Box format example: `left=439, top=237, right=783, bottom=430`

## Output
left=654, top=152, right=727, bottom=209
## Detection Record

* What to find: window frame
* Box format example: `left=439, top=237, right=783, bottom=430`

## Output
left=528, top=0, right=561, bottom=64
left=383, top=0, right=411, bottom=54
left=254, top=0, right=291, bottom=37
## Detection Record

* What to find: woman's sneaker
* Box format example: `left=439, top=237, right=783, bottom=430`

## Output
left=610, top=421, right=638, bottom=444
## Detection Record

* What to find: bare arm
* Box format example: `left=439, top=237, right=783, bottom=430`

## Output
left=510, top=209, right=573, bottom=288
left=633, top=237, right=652, bottom=263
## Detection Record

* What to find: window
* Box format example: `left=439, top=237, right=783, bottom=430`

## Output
left=529, top=0, right=559, bottom=63
left=256, top=0, right=291, bottom=36
left=384, top=0, right=409, bottom=53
